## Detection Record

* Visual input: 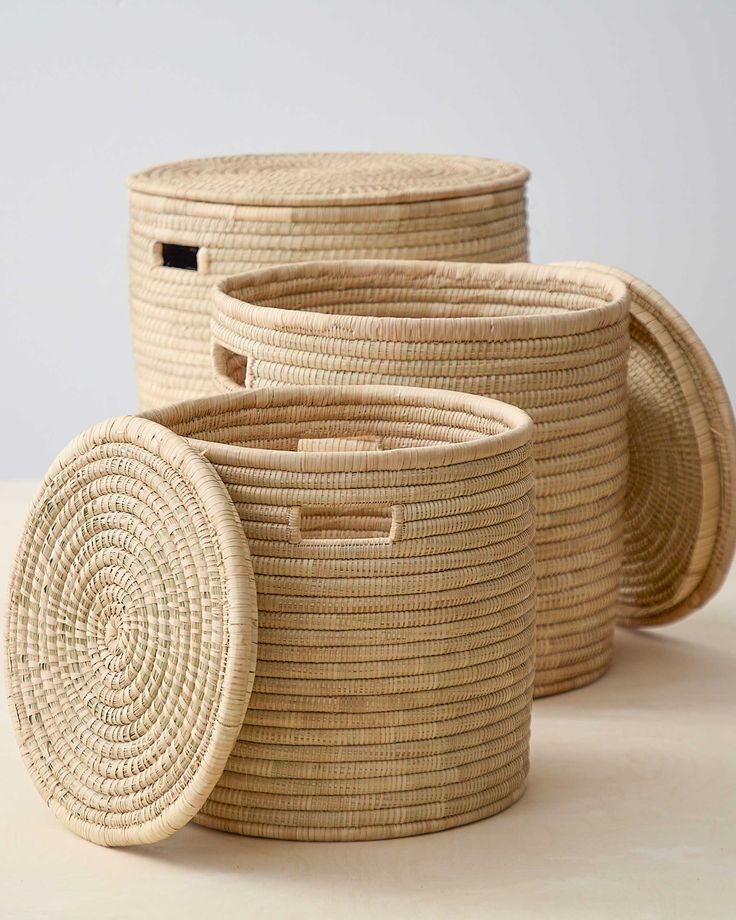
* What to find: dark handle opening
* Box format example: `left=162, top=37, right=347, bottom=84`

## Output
left=159, top=242, right=200, bottom=271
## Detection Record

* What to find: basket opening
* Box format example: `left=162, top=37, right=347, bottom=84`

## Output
left=224, top=266, right=622, bottom=322
left=161, top=243, right=199, bottom=271
left=161, top=401, right=512, bottom=451
left=143, top=389, right=530, bottom=462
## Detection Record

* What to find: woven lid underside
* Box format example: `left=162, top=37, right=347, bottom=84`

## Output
left=4, top=417, right=258, bottom=845
left=560, top=262, right=736, bottom=627
left=127, top=152, right=530, bottom=206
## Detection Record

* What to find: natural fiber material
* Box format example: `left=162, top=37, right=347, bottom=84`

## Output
left=4, top=417, right=258, bottom=846
left=128, top=153, right=530, bottom=408
left=558, top=263, right=736, bottom=626
left=211, top=261, right=631, bottom=697
left=142, top=385, right=535, bottom=840
left=128, top=152, right=530, bottom=206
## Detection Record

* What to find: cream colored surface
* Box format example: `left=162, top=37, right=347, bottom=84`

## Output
left=1, top=480, right=734, bottom=918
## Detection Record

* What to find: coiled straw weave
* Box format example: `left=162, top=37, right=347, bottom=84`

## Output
left=558, top=263, right=736, bottom=626
left=128, top=153, right=530, bottom=408
left=4, top=417, right=258, bottom=845
left=211, top=261, right=632, bottom=697
left=141, top=385, right=536, bottom=840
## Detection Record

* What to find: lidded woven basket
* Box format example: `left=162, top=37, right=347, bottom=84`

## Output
left=212, top=261, right=631, bottom=697
left=128, top=152, right=530, bottom=408
left=5, top=385, right=535, bottom=844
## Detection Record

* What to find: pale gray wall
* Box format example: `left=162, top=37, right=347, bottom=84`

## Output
left=1, top=0, right=733, bottom=477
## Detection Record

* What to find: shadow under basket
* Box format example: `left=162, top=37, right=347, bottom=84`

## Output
left=5, top=385, right=535, bottom=845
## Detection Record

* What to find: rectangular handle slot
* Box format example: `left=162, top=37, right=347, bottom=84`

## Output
left=290, top=505, right=403, bottom=544
left=212, top=342, right=248, bottom=389
left=157, top=242, right=201, bottom=271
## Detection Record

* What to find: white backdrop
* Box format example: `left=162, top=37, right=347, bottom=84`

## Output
left=1, top=0, right=733, bottom=477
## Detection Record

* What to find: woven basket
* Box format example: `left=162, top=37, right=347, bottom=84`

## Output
left=128, top=153, right=530, bottom=408
left=211, top=261, right=631, bottom=697
left=6, top=385, right=535, bottom=844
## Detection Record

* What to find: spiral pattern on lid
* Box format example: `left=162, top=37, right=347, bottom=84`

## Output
left=558, top=262, right=736, bottom=626
left=128, top=152, right=530, bottom=206
left=4, top=417, right=257, bottom=845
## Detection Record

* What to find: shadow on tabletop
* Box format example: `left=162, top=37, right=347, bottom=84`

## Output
left=532, top=611, right=736, bottom=716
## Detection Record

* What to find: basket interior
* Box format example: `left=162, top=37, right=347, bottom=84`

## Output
left=225, top=265, right=621, bottom=321
left=156, top=394, right=517, bottom=452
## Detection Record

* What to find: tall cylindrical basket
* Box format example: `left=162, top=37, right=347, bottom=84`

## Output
left=6, top=385, right=536, bottom=844
left=128, top=153, right=530, bottom=408
left=211, top=261, right=631, bottom=696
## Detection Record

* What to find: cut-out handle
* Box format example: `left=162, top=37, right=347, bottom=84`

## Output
left=289, top=504, right=404, bottom=544
left=162, top=243, right=199, bottom=270
left=212, top=342, right=249, bottom=390
left=153, top=241, right=209, bottom=273
left=289, top=437, right=401, bottom=544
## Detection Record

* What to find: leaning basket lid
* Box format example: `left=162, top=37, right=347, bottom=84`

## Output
left=4, top=416, right=258, bottom=845
left=559, top=262, right=736, bottom=627
left=127, top=151, right=530, bottom=207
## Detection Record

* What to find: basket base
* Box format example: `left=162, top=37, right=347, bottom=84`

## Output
left=192, top=781, right=527, bottom=842
left=533, top=659, right=612, bottom=698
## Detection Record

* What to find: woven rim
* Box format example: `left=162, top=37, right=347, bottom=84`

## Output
left=214, top=260, right=630, bottom=344
left=128, top=152, right=530, bottom=207
left=141, top=384, right=534, bottom=473
left=4, top=416, right=258, bottom=845
left=558, top=262, right=736, bottom=626
left=128, top=184, right=527, bottom=223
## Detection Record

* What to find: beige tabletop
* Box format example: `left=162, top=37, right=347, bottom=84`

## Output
left=1, top=480, right=734, bottom=920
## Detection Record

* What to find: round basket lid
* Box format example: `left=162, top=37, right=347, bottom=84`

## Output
left=4, top=416, right=258, bottom=845
left=560, top=262, right=736, bottom=627
left=128, top=152, right=530, bottom=207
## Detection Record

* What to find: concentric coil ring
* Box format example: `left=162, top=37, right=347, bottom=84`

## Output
left=128, top=152, right=530, bottom=206
left=4, top=417, right=257, bottom=845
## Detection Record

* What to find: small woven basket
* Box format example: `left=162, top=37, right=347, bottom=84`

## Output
left=6, top=385, right=535, bottom=844
left=128, top=153, right=530, bottom=408
left=211, top=261, right=631, bottom=697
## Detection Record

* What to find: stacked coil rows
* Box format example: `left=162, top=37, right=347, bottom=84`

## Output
left=128, top=153, right=530, bottom=408
left=211, top=262, right=631, bottom=696
left=144, top=385, right=536, bottom=840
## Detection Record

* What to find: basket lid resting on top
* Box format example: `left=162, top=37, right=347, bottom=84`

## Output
left=4, top=416, right=258, bottom=846
left=559, top=262, right=736, bottom=627
left=127, top=152, right=530, bottom=207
